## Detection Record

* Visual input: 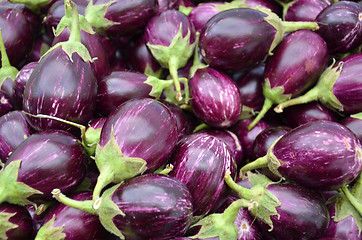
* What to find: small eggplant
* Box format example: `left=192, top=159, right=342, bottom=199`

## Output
left=283, top=0, right=332, bottom=22
left=12, top=62, right=37, bottom=109
left=341, top=114, right=362, bottom=144
left=0, top=92, right=13, bottom=118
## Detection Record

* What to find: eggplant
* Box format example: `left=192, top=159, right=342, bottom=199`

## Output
left=198, top=7, right=319, bottom=72
left=247, top=29, right=328, bottom=129
left=35, top=192, right=109, bottom=240
left=169, top=132, right=237, bottom=219
left=96, top=71, right=152, bottom=117
left=52, top=174, right=194, bottom=240
left=189, top=67, right=241, bottom=128
left=341, top=115, right=362, bottom=144
left=145, top=9, right=196, bottom=102
left=315, top=1, right=362, bottom=54
left=0, top=111, right=32, bottom=163
left=13, top=62, right=37, bottom=109
left=283, top=0, right=332, bottom=22
left=0, top=91, right=13, bottom=118
left=157, top=0, right=179, bottom=12
left=92, top=98, right=178, bottom=205
left=0, top=130, right=88, bottom=204
left=26, top=36, right=51, bottom=63
left=275, top=52, right=362, bottom=115
left=241, top=120, right=362, bottom=191
left=0, top=203, right=34, bottom=240
left=23, top=1, right=98, bottom=132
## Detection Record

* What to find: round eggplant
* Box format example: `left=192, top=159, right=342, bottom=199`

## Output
left=12, top=62, right=37, bottom=110
left=284, top=0, right=332, bottom=22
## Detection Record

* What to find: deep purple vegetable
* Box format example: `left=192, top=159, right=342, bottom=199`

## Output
left=241, top=120, right=362, bottom=191
left=0, top=203, right=34, bottom=240
left=0, top=111, right=32, bottom=163
left=26, top=35, right=51, bottom=63
left=157, top=0, right=179, bottom=12
left=189, top=67, right=241, bottom=128
left=245, top=0, right=282, bottom=16
left=52, top=174, right=194, bottom=240
left=198, top=7, right=319, bottom=72
left=284, top=0, right=332, bottom=22
left=0, top=91, right=13, bottom=117
left=315, top=1, right=362, bottom=54
left=26, top=203, right=49, bottom=237
left=280, top=102, right=339, bottom=128
left=35, top=192, right=109, bottom=240
left=96, top=71, right=153, bottom=117
left=169, top=132, right=237, bottom=219
left=92, top=98, right=178, bottom=205
left=341, top=115, right=362, bottom=144
left=275, top=52, right=362, bottom=114
left=145, top=9, right=196, bottom=102
left=23, top=1, right=98, bottom=132
left=12, top=62, right=37, bottom=109
left=247, top=29, right=328, bottom=129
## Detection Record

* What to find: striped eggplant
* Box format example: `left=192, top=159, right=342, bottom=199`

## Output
left=283, top=0, right=332, bottom=22
left=169, top=132, right=237, bottom=219
left=13, top=62, right=37, bottom=109
left=275, top=53, right=362, bottom=115
left=52, top=174, right=194, bottom=240
left=0, top=130, right=88, bottom=205
left=0, top=111, right=32, bottom=163
left=341, top=115, right=362, bottom=144
left=92, top=98, right=178, bottom=205
left=241, top=120, right=362, bottom=191
left=189, top=67, right=241, bottom=128
left=0, top=203, right=34, bottom=240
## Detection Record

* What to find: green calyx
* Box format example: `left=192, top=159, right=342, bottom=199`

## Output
left=83, top=126, right=102, bottom=157
left=34, top=214, right=66, bottom=240
left=0, top=160, right=43, bottom=206
left=178, top=6, right=194, bottom=16
left=8, top=0, right=52, bottom=13
left=144, top=76, right=173, bottom=99
left=41, top=0, right=96, bottom=63
left=0, top=27, right=19, bottom=86
left=143, top=63, right=164, bottom=79
left=214, top=0, right=249, bottom=12
left=0, top=212, right=17, bottom=239
left=85, top=0, right=118, bottom=35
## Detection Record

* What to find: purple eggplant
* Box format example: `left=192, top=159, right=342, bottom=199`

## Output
left=157, top=0, right=179, bottom=12
left=12, top=62, right=37, bottom=109
left=189, top=67, right=241, bottom=128
left=26, top=203, right=49, bottom=237
left=198, top=7, right=319, bottom=72
left=341, top=115, right=362, bottom=143
left=96, top=71, right=152, bottom=117
left=145, top=9, right=196, bottom=102
left=0, top=91, right=13, bottom=117
left=52, top=174, right=194, bottom=240
left=35, top=192, right=109, bottom=240
left=23, top=1, right=98, bottom=132
left=284, top=0, right=332, bottom=22
left=0, top=111, right=32, bottom=163
left=315, top=1, right=362, bottom=54
left=26, top=35, right=51, bottom=63
left=85, top=0, right=157, bottom=37
left=0, top=130, right=88, bottom=204
left=0, top=203, right=34, bottom=240
left=275, top=52, right=362, bottom=115
left=247, top=29, right=328, bottom=130
left=92, top=98, right=178, bottom=205
left=280, top=102, right=339, bottom=128
left=169, top=132, right=237, bottom=219
left=241, top=120, right=362, bottom=191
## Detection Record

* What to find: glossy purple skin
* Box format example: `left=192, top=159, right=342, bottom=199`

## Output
left=93, top=0, right=157, bottom=37
left=280, top=102, right=339, bottom=128
left=285, top=0, right=332, bottom=21
left=245, top=0, right=282, bottom=16
left=157, top=0, right=179, bottom=12
left=0, top=6, right=33, bottom=68
left=40, top=192, right=109, bottom=240
left=199, top=8, right=277, bottom=72
left=112, top=174, right=193, bottom=240
left=273, top=120, right=362, bottom=190
left=26, top=204, right=49, bottom=236
left=188, top=2, right=221, bottom=32
left=332, top=53, right=362, bottom=114
left=315, top=1, right=362, bottom=54
left=23, top=48, right=97, bottom=132
left=96, top=71, right=152, bottom=117
left=235, top=64, right=265, bottom=111
left=258, top=184, right=329, bottom=240
left=200, top=129, right=244, bottom=167
left=13, top=62, right=37, bottom=109
left=0, top=203, right=33, bottom=240
left=169, top=132, right=236, bottom=218
left=324, top=204, right=362, bottom=240
left=189, top=67, right=241, bottom=128
left=53, top=29, right=111, bottom=80
left=230, top=118, right=270, bottom=163
left=5, top=130, right=88, bottom=200
left=0, top=111, right=32, bottom=163
left=99, top=98, right=178, bottom=172
left=0, top=92, right=13, bottom=117
left=127, top=34, right=163, bottom=75
left=265, top=30, right=328, bottom=97
left=145, top=9, right=196, bottom=47
left=341, top=116, right=362, bottom=143
left=26, top=35, right=51, bottom=63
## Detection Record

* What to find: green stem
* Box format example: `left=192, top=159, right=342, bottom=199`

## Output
left=223, top=198, right=250, bottom=222
left=282, top=21, right=319, bottom=33
left=0, top=28, right=10, bottom=68
left=247, top=98, right=273, bottom=131
left=52, top=189, right=97, bottom=215
left=169, top=55, right=183, bottom=102
left=180, top=77, right=190, bottom=104
left=224, top=170, right=253, bottom=200
left=274, top=87, right=320, bottom=113
left=92, top=166, right=114, bottom=209
left=67, top=0, right=81, bottom=43
left=341, top=186, right=362, bottom=217
left=157, top=164, right=174, bottom=175
left=240, top=155, right=268, bottom=177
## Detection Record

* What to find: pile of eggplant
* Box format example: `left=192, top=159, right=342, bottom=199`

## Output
left=0, top=0, right=361, bottom=239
